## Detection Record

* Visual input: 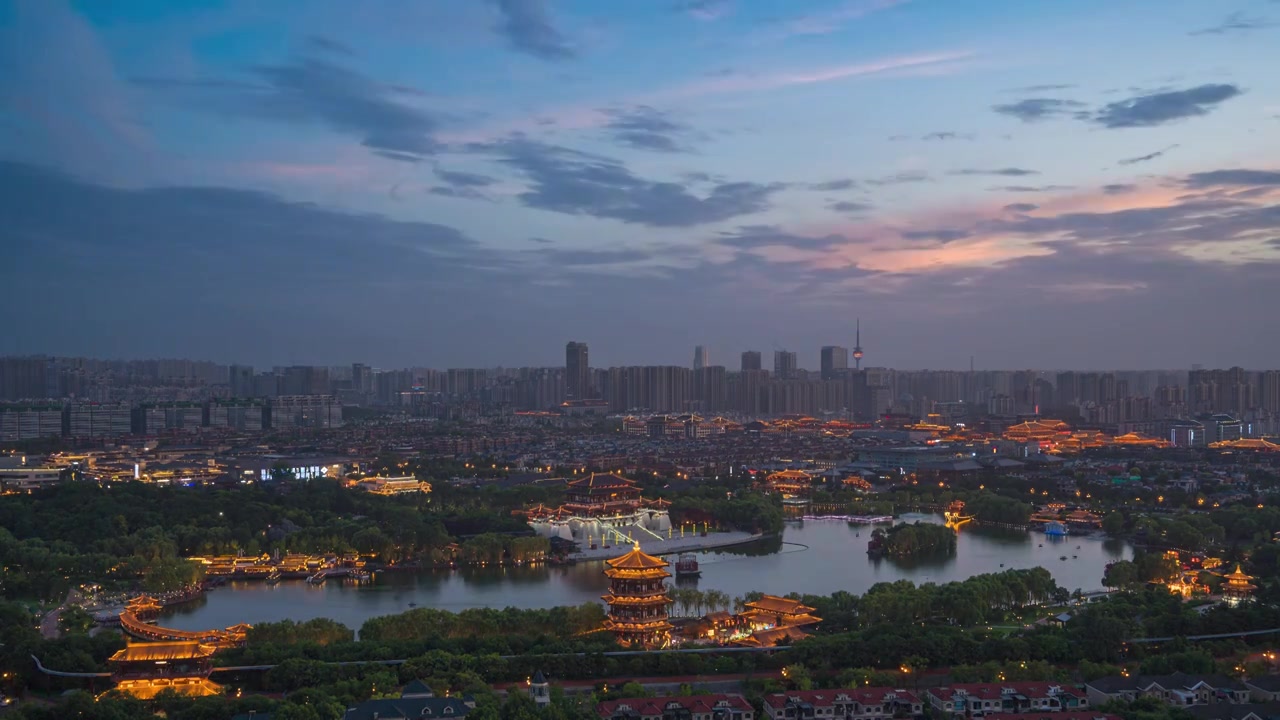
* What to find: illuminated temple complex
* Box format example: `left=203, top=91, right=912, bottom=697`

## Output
left=108, top=641, right=222, bottom=699
left=693, top=594, right=822, bottom=646
left=602, top=543, right=673, bottom=648
left=524, top=472, right=671, bottom=543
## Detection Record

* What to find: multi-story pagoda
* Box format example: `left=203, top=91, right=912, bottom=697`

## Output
left=1223, top=564, right=1256, bottom=606
left=602, top=542, right=673, bottom=648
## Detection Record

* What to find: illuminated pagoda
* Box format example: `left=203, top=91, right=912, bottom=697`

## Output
left=602, top=542, right=674, bottom=648
left=1210, top=438, right=1280, bottom=452
left=524, top=472, right=670, bottom=543
left=108, top=641, right=222, bottom=699
left=1222, top=564, right=1257, bottom=606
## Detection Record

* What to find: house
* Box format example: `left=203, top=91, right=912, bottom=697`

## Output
left=1244, top=676, right=1280, bottom=703
left=990, top=714, right=1118, bottom=720
left=1185, top=702, right=1280, bottom=720
left=762, top=688, right=923, bottom=720
left=598, top=694, right=754, bottom=720
left=1084, top=674, right=1251, bottom=707
left=342, top=692, right=473, bottom=720
left=927, top=683, right=1089, bottom=715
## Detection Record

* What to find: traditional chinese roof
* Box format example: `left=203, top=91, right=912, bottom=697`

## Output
left=109, top=641, right=216, bottom=663
left=1210, top=438, right=1280, bottom=451
left=597, top=694, right=752, bottom=719
left=734, top=625, right=811, bottom=647
left=766, top=469, right=813, bottom=480
left=605, top=543, right=670, bottom=571
left=112, top=678, right=223, bottom=700
left=568, top=472, right=638, bottom=491
left=743, top=594, right=817, bottom=616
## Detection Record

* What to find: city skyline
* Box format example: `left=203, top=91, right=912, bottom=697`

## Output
left=2, top=0, right=1280, bottom=368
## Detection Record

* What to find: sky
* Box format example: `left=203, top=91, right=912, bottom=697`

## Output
left=1, top=0, right=1279, bottom=371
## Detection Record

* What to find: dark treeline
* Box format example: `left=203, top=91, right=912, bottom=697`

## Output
left=0, top=476, right=784, bottom=602
left=874, top=522, right=956, bottom=558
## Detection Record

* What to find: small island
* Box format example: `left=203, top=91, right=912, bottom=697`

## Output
left=867, top=522, right=957, bottom=558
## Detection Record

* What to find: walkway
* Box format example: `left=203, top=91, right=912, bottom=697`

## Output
left=569, top=531, right=762, bottom=562
left=39, top=589, right=81, bottom=640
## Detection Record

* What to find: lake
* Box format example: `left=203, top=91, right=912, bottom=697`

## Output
left=160, top=514, right=1130, bottom=634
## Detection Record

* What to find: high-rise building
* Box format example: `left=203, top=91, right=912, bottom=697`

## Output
left=0, top=356, right=49, bottom=401
left=740, top=351, right=761, bottom=372
left=773, top=350, right=797, bottom=380
left=229, top=365, right=254, bottom=398
left=693, top=346, right=709, bottom=371
left=351, top=363, right=373, bottom=394
left=820, top=346, right=848, bottom=380
left=565, top=341, right=590, bottom=400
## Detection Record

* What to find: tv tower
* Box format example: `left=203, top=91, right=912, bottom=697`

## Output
left=852, top=319, right=864, bottom=370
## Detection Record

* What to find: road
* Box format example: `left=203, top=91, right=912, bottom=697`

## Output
left=39, top=589, right=80, bottom=640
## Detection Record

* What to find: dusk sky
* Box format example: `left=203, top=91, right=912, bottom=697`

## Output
left=2, top=0, right=1279, bottom=371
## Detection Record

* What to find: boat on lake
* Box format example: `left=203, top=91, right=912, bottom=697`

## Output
left=674, top=553, right=701, bottom=578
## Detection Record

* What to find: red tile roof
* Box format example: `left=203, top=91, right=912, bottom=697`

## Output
left=763, top=688, right=920, bottom=708
left=597, top=694, right=753, bottom=718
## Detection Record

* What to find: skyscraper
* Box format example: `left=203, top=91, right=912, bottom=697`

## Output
left=693, top=346, right=709, bottom=371
left=741, top=351, right=762, bottom=371
left=820, top=346, right=848, bottom=380
left=229, top=364, right=254, bottom=398
left=565, top=341, right=590, bottom=400
left=774, top=350, right=797, bottom=380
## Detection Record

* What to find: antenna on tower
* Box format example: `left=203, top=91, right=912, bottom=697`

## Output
left=852, top=318, right=864, bottom=370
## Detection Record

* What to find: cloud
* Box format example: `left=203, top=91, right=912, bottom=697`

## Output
left=992, top=97, right=1087, bottom=122
left=1103, top=184, right=1137, bottom=195
left=675, top=0, right=732, bottom=21
left=809, top=178, right=858, bottom=191
left=1003, top=203, right=1039, bottom=212
left=715, top=225, right=856, bottom=251
left=1185, top=169, right=1280, bottom=188
left=1093, top=84, right=1242, bottom=128
left=488, top=0, right=575, bottom=61
left=948, top=167, right=1040, bottom=177
left=435, top=168, right=499, bottom=188
left=829, top=200, right=874, bottom=214
left=1009, top=83, right=1076, bottom=92
left=922, top=131, right=976, bottom=141
left=482, top=138, right=785, bottom=227
left=768, top=0, right=908, bottom=40
left=866, top=171, right=931, bottom=186
left=1117, top=145, right=1179, bottom=166
left=0, top=0, right=154, bottom=182
left=1189, top=11, right=1276, bottom=35
left=990, top=185, right=1075, bottom=193
left=602, top=106, right=696, bottom=153
left=240, top=56, right=441, bottom=160
left=306, top=35, right=354, bottom=56
left=901, top=228, right=971, bottom=243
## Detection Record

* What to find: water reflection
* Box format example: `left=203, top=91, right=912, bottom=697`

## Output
left=161, top=514, right=1130, bottom=632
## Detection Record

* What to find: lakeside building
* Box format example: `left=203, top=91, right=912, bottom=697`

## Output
left=599, top=694, right=754, bottom=720
left=688, top=594, right=822, bottom=646
left=525, top=472, right=671, bottom=544
left=108, top=641, right=222, bottom=700
left=760, top=469, right=814, bottom=498
left=763, top=689, right=922, bottom=720
left=356, top=475, right=430, bottom=495
left=602, top=542, right=673, bottom=649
